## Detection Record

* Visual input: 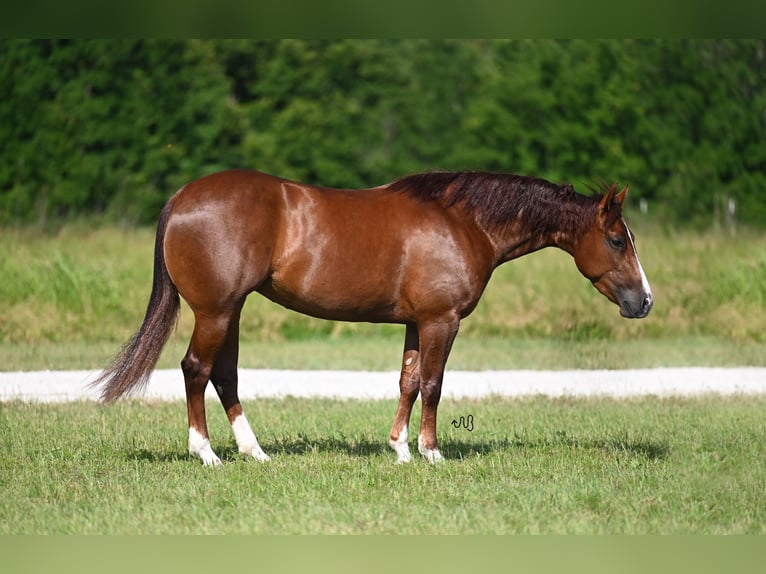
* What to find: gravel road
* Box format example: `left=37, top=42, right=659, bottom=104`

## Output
left=1, top=367, right=765, bottom=402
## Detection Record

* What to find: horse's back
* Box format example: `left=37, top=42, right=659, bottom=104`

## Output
left=169, top=169, right=286, bottom=214
left=162, top=169, right=397, bottom=313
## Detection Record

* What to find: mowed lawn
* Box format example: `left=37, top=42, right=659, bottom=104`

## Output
left=1, top=227, right=765, bottom=534
left=1, top=394, right=764, bottom=534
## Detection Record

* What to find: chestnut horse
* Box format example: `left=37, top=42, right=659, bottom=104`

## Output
left=92, top=169, right=653, bottom=465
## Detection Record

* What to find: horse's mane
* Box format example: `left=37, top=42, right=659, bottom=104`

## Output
left=387, top=171, right=608, bottom=234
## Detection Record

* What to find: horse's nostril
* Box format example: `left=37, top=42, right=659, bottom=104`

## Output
left=642, top=294, right=653, bottom=311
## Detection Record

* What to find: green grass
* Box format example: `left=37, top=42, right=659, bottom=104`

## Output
left=1, top=335, right=765, bottom=372
left=2, top=395, right=765, bottom=534
left=1, top=224, right=766, bottom=371
left=2, top=226, right=764, bottom=537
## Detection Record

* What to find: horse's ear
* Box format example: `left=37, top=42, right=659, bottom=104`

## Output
left=615, top=184, right=629, bottom=206
left=599, top=183, right=619, bottom=213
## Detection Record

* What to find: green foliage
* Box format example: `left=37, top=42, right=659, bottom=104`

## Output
left=1, top=40, right=765, bottom=227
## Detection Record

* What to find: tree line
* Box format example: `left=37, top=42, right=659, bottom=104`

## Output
left=1, top=39, right=764, bottom=228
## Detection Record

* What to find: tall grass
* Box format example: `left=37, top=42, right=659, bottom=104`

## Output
left=1, top=224, right=765, bottom=362
left=0, top=226, right=147, bottom=344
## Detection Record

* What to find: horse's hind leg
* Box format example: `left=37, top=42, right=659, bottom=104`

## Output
left=210, top=301, right=270, bottom=462
left=389, top=324, right=420, bottom=463
left=182, top=311, right=232, bottom=466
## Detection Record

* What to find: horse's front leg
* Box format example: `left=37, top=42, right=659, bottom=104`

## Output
left=416, top=315, right=460, bottom=463
left=389, top=324, right=420, bottom=463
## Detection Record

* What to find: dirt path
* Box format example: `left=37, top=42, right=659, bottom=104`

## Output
left=1, top=368, right=765, bottom=402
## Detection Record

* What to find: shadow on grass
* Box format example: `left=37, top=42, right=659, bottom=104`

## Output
left=257, top=435, right=387, bottom=458
left=441, top=435, right=670, bottom=461
left=128, top=449, right=191, bottom=463
left=127, top=433, right=669, bottom=463
left=126, top=436, right=386, bottom=463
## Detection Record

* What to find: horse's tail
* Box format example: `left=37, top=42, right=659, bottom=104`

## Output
left=91, top=200, right=180, bottom=403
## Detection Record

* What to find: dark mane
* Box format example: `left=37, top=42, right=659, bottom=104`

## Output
left=387, top=171, right=604, bottom=234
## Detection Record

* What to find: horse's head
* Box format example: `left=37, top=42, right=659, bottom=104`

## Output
left=573, top=184, right=653, bottom=319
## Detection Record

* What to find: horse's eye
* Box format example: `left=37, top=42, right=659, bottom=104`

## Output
left=608, top=236, right=626, bottom=250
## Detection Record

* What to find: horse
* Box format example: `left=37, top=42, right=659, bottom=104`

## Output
left=92, top=169, right=653, bottom=466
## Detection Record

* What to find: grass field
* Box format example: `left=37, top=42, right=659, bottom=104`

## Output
left=2, top=225, right=765, bottom=535
left=1, top=224, right=765, bottom=371
left=2, top=395, right=765, bottom=534
left=2, top=335, right=766, bottom=373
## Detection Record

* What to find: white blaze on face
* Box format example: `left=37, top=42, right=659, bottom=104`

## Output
left=623, top=218, right=652, bottom=301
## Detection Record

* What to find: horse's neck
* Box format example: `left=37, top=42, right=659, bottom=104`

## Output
left=489, top=195, right=591, bottom=264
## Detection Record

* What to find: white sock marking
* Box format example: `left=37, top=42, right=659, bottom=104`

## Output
left=188, top=427, right=222, bottom=467
left=418, top=433, right=443, bottom=464
left=389, top=424, right=412, bottom=464
left=231, top=413, right=270, bottom=462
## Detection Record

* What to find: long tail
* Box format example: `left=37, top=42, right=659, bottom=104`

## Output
left=91, top=201, right=180, bottom=403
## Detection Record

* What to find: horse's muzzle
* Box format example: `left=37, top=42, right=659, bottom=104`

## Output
left=620, top=291, right=653, bottom=319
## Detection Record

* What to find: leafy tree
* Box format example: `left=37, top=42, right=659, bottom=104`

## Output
left=0, top=39, right=764, bottom=228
